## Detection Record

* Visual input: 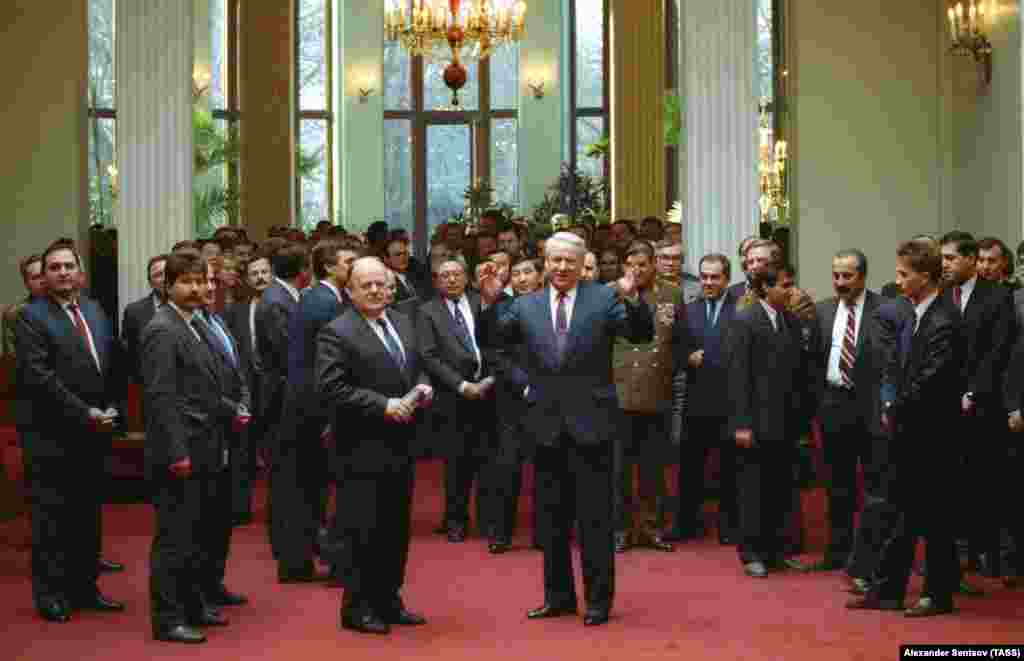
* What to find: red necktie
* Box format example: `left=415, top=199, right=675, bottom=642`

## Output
left=838, top=302, right=856, bottom=388
left=952, top=285, right=962, bottom=310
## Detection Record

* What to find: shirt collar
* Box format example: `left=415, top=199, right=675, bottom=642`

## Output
left=167, top=300, right=195, bottom=323
left=914, top=290, right=939, bottom=321
left=959, top=275, right=978, bottom=299
left=842, top=290, right=867, bottom=311
left=321, top=280, right=342, bottom=302
left=759, top=298, right=778, bottom=322
left=276, top=277, right=300, bottom=302
left=550, top=284, right=578, bottom=304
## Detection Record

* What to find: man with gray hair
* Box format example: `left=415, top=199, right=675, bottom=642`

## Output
left=478, top=231, right=654, bottom=627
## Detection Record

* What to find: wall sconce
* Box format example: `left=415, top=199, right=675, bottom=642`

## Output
left=525, top=67, right=554, bottom=100
left=947, top=1, right=994, bottom=84
left=192, top=68, right=211, bottom=100
left=527, top=79, right=546, bottom=99
left=352, top=73, right=376, bottom=104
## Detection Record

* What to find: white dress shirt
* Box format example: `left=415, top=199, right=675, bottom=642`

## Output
left=913, top=291, right=939, bottom=334
left=446, top=295, right=482, bottom=388
left=759, top=299, right=779, bottom=331
left=956, top=275, right=978, bottom=312
left=826, top=291, right=866, bottom=387
left=549, top=284, right=578, bottom=332
left=249, top=299, right=259, bottom=352
left=61, top=299, right=102, bottom=372
left=366, top=312, right=406, bottom=364
left=276, top=277, right=301, bottom=303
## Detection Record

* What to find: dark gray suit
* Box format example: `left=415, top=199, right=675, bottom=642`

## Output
left=121, top=292, right=159, bottom=383
left=479, top=281, right=654, bottom=611
left=317, top=307, right=430, bottom=618
left=141, top=305, right=244, bottom=633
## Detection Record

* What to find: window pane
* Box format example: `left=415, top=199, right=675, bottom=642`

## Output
left=209, top=0, right=228, bottom=110
left=298, top=119, right=329, bottom=231
left=426, top=124, right=471, bottom=235
left=298, top=0, right=327, bottom=111
left=194, top=117, right=237, bottom=237
left=491, top=119, right=518, bottom=207
left=424, top=59, right=479, bottom=111
left=88, top=0, right=116, bottom=109
left=576, top=116, right=604, bottom=179
left=757, top=0, right=774, bottom=103
left=575, top=0, right=604, bottom=110
left=384, top=119, right=413, bottom=234
left=87, top=116, right=116, bottom=226
left=490, top=44, right=519, bottom=110
left=384, top=40, right=412, bottom=111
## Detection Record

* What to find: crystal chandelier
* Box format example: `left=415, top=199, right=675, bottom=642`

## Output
left=947, top=1, right=993, bottom=84
left=385, top=0, right=527, bottom=106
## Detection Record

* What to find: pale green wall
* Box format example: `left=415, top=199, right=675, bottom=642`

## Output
left=1, top=0, right=88, bottom=307
left=791, top=0, right=946, bottom=296
left=951, top=0, right=1022, bottom=247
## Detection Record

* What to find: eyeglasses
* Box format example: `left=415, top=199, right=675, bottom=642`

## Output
left=437, top=272, right=464, bottom=281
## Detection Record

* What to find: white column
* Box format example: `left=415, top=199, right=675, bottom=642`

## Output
left=678, top=0, right=758, bottom=280
left=116, top=0, right=194, bottom=315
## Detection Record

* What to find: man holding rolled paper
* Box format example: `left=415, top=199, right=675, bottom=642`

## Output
left=317, top=257, right=432, bottom=635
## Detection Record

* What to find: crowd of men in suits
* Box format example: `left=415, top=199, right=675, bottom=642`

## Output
left=6, top=216, right=1024, bottom=642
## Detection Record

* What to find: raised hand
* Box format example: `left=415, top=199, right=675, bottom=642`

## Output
left=477, top=262, right=504, bottom=305
left=617, top=268, right=638, bottom=299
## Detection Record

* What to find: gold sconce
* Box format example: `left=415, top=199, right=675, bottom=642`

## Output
left=947, top=1, right=994, bottom=84
left=527, top=79, right=545, bottom=99
left=352, top=73, right=377, bottom=104
left=192, top=69, right=211, bottom=101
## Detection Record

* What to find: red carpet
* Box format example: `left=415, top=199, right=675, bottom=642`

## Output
left=3, top=459, right=1023, bottom=661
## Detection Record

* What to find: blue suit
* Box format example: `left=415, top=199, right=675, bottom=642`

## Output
left=480, top=280, right=654, bottom=613
left=274, top=282, right=348, bottom=575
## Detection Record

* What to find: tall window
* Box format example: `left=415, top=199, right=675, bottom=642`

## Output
left=88, top=0, right=116, bottom=227
left=384, top=45, right=519, bottom=252
left=296, top=0, right=334, bottom=231
left=567, top=0, right=608, bottom=182
left=196, top=0, right=242, bottom=236
left=757, top=0, right=785, bottom=137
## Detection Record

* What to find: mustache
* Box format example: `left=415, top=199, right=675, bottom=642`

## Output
left=835, top=285, right=850, bottom=295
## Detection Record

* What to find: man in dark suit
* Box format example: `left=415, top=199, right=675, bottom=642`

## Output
left=939, top=231, right=1016, bottom=582
left=478, top=231, right=655, bottom=627
left=15, top=241, right=126, bottom=623
left=318, top=257, right=431, bottom=635
left=806, top=250, right=885, bottom=573
left=221, top=251, right=273, bottom=525
left=420, top=256, right=497, bottom=544
left=383, top=236, right=424, bottom=304
left=275, top=239, right=357, bottom=581
left=725, top=235, right=759, bottom=301
left=256, top=242, right=307, bottom=559
left=1001, top=326, right=1024, bottom=588
left=195, top=258, right=251, bottom=609
left=726, top=266, right=814, bottom=578
left=121, top=253, right=168, bottom=382
left=848, top=239, right=964, bottom=617
left=142, top=250, right=252, bottom=643
left=668, top=253, right=739, bottom=544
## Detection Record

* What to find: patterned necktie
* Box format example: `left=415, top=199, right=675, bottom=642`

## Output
left=449, top=300, right=473, bottom=350
left=555, top=292, right=569, bottom=360
left=377, top=318, right=405, bottom=369
left=68, top=303, right=100, bottom=372
left=952, top=285, right=962, bottom=311
left=838, top=302, right=857, bottom=388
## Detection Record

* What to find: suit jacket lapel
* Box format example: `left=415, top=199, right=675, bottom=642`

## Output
left=174, top=311, right=220, bottom=386
left=562, top=284, right=588, bottom=361
left=391, top=312, right=415, bottom=387
left=50, top=299, right=101, bottom=372
left=439, top=298, right=473, bottom=355
left=857, top=293, right=877, bottom=356
left=79, top=301, right=106, bottom=373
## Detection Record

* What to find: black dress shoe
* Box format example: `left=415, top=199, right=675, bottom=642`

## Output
left=72, top=591, right=126, bottom=612
left=648, top=534, right=674, bottom=552
left=844, top=578, right=871, bottom=595
left=98, top=558, right=124, bottom=573
left=526, top=603, right=577, bottom=619
left=904, top=597, right=954, bottom=617
left=779, top=558, right=811, bottom=572
left=614, top=531, right=631, bottom=554
left=807, top=558, right=844, bottom=572
left=488, top=539, right=511, bottom=554
left=190, top=608, right=229, bottom=627
left=958, top=579, right=985, bottom=597
left=743, top=561, right=768, bottom=578
left=155, top=624, right=206, bottom=644
left=718, top=534, right=737, bottom=545
left=206, top=585, right=248, bottom=607
left=37, top=599, right=71, bottom=623
left=583, top=608, right=610, bottom=626
left=1003, top=575, right=1020, bottom=589
left=278, top=568, right=327, bottom=583
left=447, top=524, right=467, bottom=543
left=433, top=523, right=449, bottom=535
left=384, top=607, right=427, bottom=626
left=845, top=594, right=903, bottom=611
left=341, top=611, right=390, bottom=634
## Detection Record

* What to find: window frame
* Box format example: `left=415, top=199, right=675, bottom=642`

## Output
left=210, top=0, right=242, bottom=228
left=294, top=0, right=335, bottom=230
left=384, top=52, right=519, bottom=254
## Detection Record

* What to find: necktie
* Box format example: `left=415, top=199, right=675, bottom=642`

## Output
left=838, top=302, right=857, bottom=388
left=449, top=300, right=473, bottom=350
left=555, top=292, right=569, bottom=360
left=68, top=303, right=100, bottom=372
left=952, top=285, right=962, bottom=310
left=204, top=313, right=238, bottom=368
left=190, top=317, right=219, bottom=362
left=377, top=319, right=405, bottom=369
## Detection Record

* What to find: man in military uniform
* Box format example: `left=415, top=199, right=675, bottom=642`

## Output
left=612, top=240, right=685, bottom=552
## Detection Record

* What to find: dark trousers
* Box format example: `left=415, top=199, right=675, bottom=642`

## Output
left=202, top=469, right=235, bottom=594
left=443, top=454, right=487, bottom=530
left=677, top=415, right=736, bottom=538
left=1007, top=443, right=1024, bottom=574
left=612, top=412, right=668, bottom=533
left=736, top=446, right=793, bottom=565
left=230, top=426, right=255, bottom=523
left=274, top=420, right=329, bottom=573
left=482, top=457, right=522, bottom=541
left=150, top=468, right=230, bottom=632
left=534, top=439, right=614, bottom=610
left=960, top=409, right=1006, bottom=571
left=25, top=449, right=102, bottom=605
left=819, top=388, right=879, bottom=566
left=337, top=466, right=414, bottom=615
